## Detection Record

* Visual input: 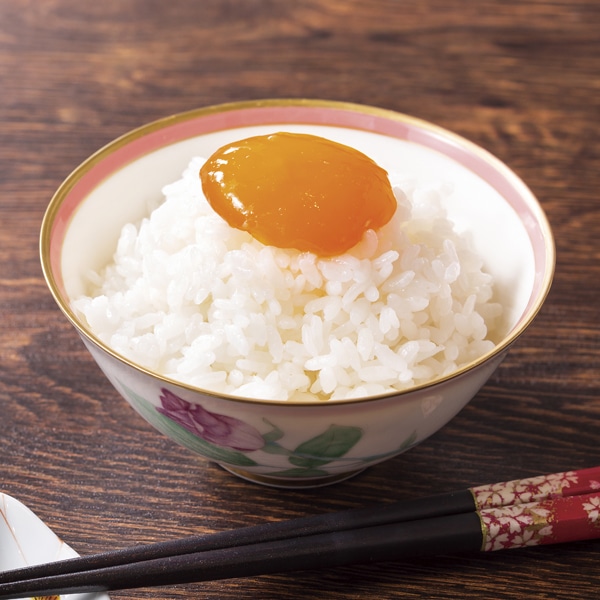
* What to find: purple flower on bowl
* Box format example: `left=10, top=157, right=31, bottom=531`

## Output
left=157, top=388, right=264, bottom=452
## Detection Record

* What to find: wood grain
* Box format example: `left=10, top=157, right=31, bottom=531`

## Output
left=1, top=0, right=600, bottom=598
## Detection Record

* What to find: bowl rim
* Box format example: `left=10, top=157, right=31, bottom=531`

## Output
left=40, top=98, right=556, bottom=407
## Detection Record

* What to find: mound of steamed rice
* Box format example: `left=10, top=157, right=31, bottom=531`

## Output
left=73, top=156, right=502, bottom=402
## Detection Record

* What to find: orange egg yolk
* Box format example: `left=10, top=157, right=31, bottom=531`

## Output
left=199, top=132, right=397, bottom=257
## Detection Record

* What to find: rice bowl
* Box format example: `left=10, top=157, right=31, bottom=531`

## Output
left=40, top=99, right=554, bottom=486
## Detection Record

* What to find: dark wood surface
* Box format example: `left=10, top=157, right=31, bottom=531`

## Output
left=1, top=1, right=599, bottom=598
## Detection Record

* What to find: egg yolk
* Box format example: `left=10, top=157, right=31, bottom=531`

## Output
left=199, top=132, right=397, bottom=257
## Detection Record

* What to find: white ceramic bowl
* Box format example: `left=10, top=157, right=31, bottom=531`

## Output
left=40, top=99, right=554, bottom=487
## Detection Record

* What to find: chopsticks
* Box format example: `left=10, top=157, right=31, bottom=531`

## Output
left=1, top=466, right=600, bottom=599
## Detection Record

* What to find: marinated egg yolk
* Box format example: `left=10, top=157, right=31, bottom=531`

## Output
left=199, top=132, right=397, bottom=257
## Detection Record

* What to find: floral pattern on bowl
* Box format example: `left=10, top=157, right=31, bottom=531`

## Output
left=0, top=492, right=110, bottom=600
left=121, top=383, right=419, bottom=484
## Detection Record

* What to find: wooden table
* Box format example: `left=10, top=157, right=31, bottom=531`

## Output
left=1, top=1, right=599, bottom=598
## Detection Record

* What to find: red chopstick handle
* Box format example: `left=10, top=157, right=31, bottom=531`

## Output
left=470, top=466, right=600, bottom=510
left=479, top=491, right=600, bottom=552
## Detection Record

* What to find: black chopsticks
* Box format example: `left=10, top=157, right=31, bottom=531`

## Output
left=1, top=466, right=599, bottom=598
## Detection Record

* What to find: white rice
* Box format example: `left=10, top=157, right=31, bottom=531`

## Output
left=73, top=156, right=503, bottom=402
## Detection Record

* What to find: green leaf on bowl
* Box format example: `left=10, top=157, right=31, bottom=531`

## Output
left=260, top=418, right=286, bottom=444
left=288, top=424, right=363, bottom=468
